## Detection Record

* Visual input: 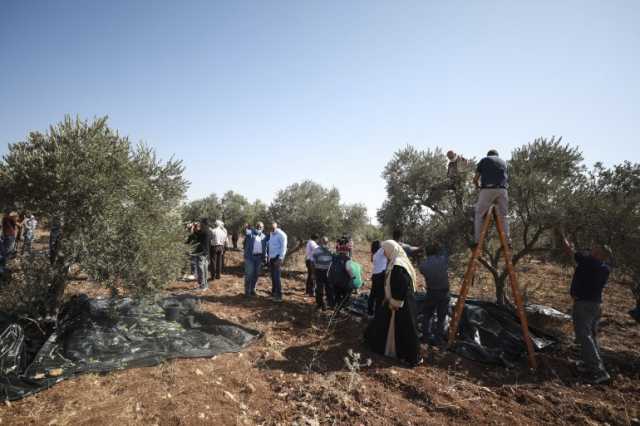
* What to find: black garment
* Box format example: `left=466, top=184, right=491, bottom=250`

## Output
left=422, top=289, right=450, bottom=341
left=364, top=266, right=421, bottom=366
left=570, top=252, right=610, bottom=303
left=232, top=232, right=239, bottom=250
left=367, top=272, right=385, bottom=315
left=334, top=282, right=353, bottom=309
left=305, top=259, right=316, bottom=296
left=210, top=245, right=224, bottom=279
left=477, top=155, right=508, bottom=188
left=314, top=268, right=332, bottom=309
left=187, top=228, right=210, bottom=256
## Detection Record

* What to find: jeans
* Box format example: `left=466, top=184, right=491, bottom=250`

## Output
left=474, top=188, right=509, bottom=242
left=210, top=245, right=224, bottom=279
left=314, top=268, right=332, bottom=308
left=193, top=255, right=209, bottom=289
left=22, top=234, right=34, bottom=254
left=244, top=255, right=263, bottom=295
left=2, top=236, right=16, bottom=260
left=305, top=259, right=316, bottom=295
left=422, top=289, right=450, bottom=340
left=270, top=258, right=283, bottom=298
left=572, top=300, right=606, bottom=374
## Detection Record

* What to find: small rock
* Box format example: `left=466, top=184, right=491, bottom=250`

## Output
left=195, top=369, right=204, bottom=376
left=245, top=383, right=256, bottom=393
left=198, top=413, right=205, bottom=419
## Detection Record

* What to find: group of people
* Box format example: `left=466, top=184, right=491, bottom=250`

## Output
left=186, top=219, right=229, bottom=290
left=177, top=148, right=628, bottom=385
left=1, top=210, right=38, bottom=269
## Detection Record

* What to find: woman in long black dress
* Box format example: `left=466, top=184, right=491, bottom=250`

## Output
left=365, top=240, right=422, bottom=366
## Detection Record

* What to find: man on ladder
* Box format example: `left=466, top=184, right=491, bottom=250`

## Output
left=472, top=149, right=509, bottom=247
left=448, top=149, right=537, bottom=369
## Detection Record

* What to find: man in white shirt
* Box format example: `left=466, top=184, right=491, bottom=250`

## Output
left=305, top=234, right=319, bottom=296
left=209, top=220, right=228, bottom=280
left=268, top=222, right=288, bottom=302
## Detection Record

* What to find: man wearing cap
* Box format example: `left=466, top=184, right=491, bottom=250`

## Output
left=472, top=150, right=509, bottom=245
left=560, top=232, right=613, bottom=384
left=243, top=222, right=268, bottom=297
left=311, top=236, right=334, bottom=310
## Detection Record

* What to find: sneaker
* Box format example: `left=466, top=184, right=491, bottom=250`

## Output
left=272, top=296, right=283, bottom=303
left=589, top=371, right=611, bottom=385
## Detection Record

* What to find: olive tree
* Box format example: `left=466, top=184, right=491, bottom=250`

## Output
left=269, top=180, right=368, bottom=253
left=378, top=138, right=584, bottom=304
left=0, top=116, right=188, bottom=312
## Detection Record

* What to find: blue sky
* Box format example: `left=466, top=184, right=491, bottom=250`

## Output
left=1, top=1, right=638, bottom=220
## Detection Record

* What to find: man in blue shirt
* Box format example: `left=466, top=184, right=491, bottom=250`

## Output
left=243, top=222, right=268, bottom=297
left=268, top=222, right=288, bottom=302
left=561, top=232, right=612, bottom=384
left=473, top=150, right=509, bottom=244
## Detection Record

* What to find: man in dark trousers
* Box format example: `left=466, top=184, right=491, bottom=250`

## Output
left=419, top=243, right=450, bottom=345
left=473, top=150, right=509, bottom=245
left=187, top=218, right=211, bottom=290
left=560, top=231, right=612, bottom=384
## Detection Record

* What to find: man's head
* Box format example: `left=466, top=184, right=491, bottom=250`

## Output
left=255, top=221, right=264, bottom=232
left=336, top=236, right=350, bottom=254
left=310, top=234, right=319, bottom=241
left=371, top=240, right=381, bottom=254
left=271, top=222, right=278, bottom=232
left=215, top=219, right=224, bottom=228
left=591, top=244, right=613, bottom=262
left=319, top=236, right=329, bottom=247
left=392, top=229, right=402, bottom=242
left=446, top=150, right=456, bottom=160
left=199, top=218, right=209, bottom=228
left=487, top=149, right=499, bottom=157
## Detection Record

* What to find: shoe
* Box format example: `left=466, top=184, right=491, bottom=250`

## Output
left=575, top=360, right=590, bottom=374
left=272, top=296, right=283, bottom=303
left=588, top=371, right=611, bottom=385
left=629, top=307, right=640, bottom=323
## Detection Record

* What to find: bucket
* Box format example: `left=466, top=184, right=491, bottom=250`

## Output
left=165, top=305, right=180, bottom=322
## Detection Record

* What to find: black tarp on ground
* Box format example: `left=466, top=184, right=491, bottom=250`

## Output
left=0, top=294, right=261, bottom=401
left=349, top=293, right=568, bottom=367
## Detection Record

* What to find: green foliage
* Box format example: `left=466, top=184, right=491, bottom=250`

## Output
left=182, top=194, right=222, bottom=223
left=0, top=116, right=189, bottom=309
left=564, top=161, right=640, bottom=294
left=268, top=180, right=369, bottom=247
left=378, top=138, right=585, bottom=304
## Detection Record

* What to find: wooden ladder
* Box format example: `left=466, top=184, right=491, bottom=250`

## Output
left=447, top=204, right=537, bottom=369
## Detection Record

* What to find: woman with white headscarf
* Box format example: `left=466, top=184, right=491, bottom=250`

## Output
left=365, top=240, right=422, bottom=366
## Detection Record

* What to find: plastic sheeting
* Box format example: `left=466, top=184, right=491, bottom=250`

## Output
left=0, top=294, right=261, bottom=401
left=350, top=293, right=565, bottom=367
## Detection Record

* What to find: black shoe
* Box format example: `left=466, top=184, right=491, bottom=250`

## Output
left=588, top=371, right=611, bottom=385
left=629, top=307, right=640, bottom=323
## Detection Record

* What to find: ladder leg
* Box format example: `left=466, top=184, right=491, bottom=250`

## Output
left=448, top=206, right=494, bottom=347
left=493, top=210, right=537, bottom=369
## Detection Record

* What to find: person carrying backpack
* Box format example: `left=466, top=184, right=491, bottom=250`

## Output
left=328, top=237, right=363, bottom=309
left=311, top=236, right=333, bottom=310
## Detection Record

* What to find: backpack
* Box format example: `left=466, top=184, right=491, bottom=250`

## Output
left=328, top=254, right=350, bottom=289
left=349, top=261, right=363, bottom=289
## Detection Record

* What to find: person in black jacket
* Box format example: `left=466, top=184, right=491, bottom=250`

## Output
left=560, top=231, right=612, bottom=384
left=187, top=218, right=211, bottom=290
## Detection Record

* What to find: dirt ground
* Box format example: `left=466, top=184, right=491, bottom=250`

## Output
left=1, top=242, right=640, bottom=426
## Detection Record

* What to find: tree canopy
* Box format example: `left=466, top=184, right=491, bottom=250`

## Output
left=0, top=116, right=189, bottom=311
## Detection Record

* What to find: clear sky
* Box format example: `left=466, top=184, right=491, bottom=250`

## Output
left=1, top=1, right=638, bottom=220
